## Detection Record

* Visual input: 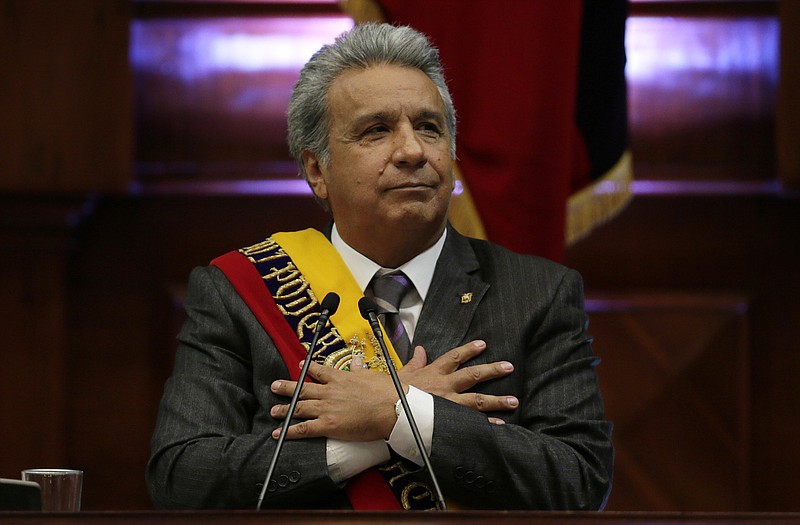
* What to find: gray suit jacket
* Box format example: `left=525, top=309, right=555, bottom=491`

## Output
left=146, top=227, right=613, bottom=510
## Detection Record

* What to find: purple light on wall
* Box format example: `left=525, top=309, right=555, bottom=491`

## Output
left=130, top=16, right=354, bottom=81
left=625, top=16, right=779, bottom=85
left=130, top=178, right=313, bottom=196
left=625, top=15, right=779, bottom=134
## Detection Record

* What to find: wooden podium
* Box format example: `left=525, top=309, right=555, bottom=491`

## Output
left=0, top=511, right=799, bottom=525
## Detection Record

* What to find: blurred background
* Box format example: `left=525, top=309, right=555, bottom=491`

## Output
left=1, top=0, right=798, bottom=511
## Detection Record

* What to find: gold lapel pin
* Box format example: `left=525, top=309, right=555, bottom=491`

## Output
left=460, top=292, right=473, bottom=304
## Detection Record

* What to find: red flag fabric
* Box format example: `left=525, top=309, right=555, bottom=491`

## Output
left=345, top=1, right=631, bottom=261
left=374, top=1, right=585, bottom=261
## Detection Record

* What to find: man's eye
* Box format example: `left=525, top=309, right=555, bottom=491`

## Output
left=418, top=123, right=443, bottom=136
left=364, top=125, right=389, bottom=135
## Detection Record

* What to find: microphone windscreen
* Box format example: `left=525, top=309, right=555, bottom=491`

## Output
left=320, top=292, right=340, bottom=315
left=358, top=296, right=378, bottom=320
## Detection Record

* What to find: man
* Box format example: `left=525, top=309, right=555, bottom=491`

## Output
left=147, top=23, right=613, bottom=511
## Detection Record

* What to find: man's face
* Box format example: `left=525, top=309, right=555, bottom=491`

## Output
left=304, top=65, right=454, bottom=248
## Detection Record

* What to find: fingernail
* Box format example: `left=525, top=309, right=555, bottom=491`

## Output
left=473, top=340, right=486, bottom=349
left=271, top=380, right=281, bottom=391
left=501, top=362, right=513, bottom=371
left=507, top=396, right=519, bottom=408
left=271, top=429, right=280, bottom=439
left=493, top=419, right=506, bottom=425
left=299, top=360, right=305, bottom=368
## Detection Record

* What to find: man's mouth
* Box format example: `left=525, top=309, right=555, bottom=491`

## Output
left=388, top=180, right=435, bottom=191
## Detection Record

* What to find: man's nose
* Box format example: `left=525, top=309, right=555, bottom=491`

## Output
left=391, top=125, right=426, bottom=167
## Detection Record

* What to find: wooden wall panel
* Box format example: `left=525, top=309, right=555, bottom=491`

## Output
left=586, top=293, right=751, bottom=511
left=0, top=197, right=88, bottom=485
left=566, top=194, right=800, bottom=511
left=0, top=1, right=132, bottom=192
left=777, top=0, right=800, bottom=189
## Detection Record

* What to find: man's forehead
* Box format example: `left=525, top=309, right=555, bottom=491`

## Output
left=327, top=65, right=446, bottom=120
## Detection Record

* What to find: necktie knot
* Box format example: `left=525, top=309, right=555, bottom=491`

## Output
left=369, top=271, right=412, bottom=314
left=367, top=271, right=413, bottom=363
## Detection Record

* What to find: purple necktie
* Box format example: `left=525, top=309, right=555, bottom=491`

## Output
left=367, top=271, right=413, bottom=363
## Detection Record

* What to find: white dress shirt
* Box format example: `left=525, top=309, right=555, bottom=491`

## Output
left=325, top=225, right=446, bottom=483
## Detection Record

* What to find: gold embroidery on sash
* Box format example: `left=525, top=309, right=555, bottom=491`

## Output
left=402, top=482, right=436, bottom=509
left=239, top=236, right=391, bottom=372
left=378, top=461, right=435, bottom=510
left=380, top=460, right=416, bottom=487
left=240, top=238, right=282, bottom=260
left=322, top=346, right=352, bottom=370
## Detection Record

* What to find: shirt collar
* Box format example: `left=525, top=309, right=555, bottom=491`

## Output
left=331, top=224, right=446, bottom=300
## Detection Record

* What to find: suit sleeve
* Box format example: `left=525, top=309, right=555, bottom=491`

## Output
left=428, top=267, right=613, bottom=510
left=146, top=266, right=346, bottom=509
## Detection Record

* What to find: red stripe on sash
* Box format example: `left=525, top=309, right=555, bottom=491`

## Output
left=212, top=251, right=307, bottom=381
left=347, top=469, right=403, bottom=511
left=211, top=249, right=401, bottom=510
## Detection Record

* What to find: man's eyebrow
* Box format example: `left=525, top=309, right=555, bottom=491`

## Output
left=348, top=109, right=446, bottom=131
left=414, top=110, right=446, bottom=125
left=349, top=111, right=399, bottom=130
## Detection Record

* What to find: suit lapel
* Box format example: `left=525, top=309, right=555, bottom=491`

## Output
left=412, top=227, right=489, bottom=361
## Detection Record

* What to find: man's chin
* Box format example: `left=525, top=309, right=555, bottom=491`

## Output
left=385, top=208, right=448, bottom=233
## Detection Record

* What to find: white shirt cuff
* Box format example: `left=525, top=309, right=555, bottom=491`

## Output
left=387, top=385, right=434, bottom=466
left=326, top=438, right=390, bottom=484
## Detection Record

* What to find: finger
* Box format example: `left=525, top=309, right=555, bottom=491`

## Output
left=270, top=403, right=285, bottom=420
left=398, top=346, right=428, bottom=376
left=409, top=346, right=428, bottom=367
left=432, top=340, right=487, bottom=373
left=270, top=379, right=326, bottom=401
left=304, top=360, right=336, bottom=383
left=453, top=392, right=519, bottom=413
left=270, top=399, right=322, bottom=420
left=450, top=360, right=514, bottom=392
left=272, top=419, right=324, bottom=440
left=270, top=379, right=298, bottom=397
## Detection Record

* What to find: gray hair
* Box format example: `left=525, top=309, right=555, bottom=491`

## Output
left=287, top=23, right=457, bottom=183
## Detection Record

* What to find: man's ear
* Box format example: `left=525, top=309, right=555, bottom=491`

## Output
left=301, top=150, right=328, bottom=201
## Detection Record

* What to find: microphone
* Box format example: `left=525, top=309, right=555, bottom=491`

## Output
left=357, top=296, right=448, bottom=511
left=256, top=291, right=340, bottom=510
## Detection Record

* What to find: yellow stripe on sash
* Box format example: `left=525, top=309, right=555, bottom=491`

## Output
left=272, top=229, right=403, bottom=370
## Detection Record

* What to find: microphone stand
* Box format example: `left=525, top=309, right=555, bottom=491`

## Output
left=358, top=297, right=448, bottom=511
left=256, top=292, right=340, bottom=510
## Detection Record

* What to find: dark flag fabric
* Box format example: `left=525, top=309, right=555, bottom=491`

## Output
left=343, top=0, right=632, bottom=262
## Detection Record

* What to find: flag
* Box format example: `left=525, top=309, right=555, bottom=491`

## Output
left=343, top=0, right=632, bottom=262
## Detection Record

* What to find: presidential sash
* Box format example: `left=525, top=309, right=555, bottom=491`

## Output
left=211, top=229, right=440, bottom=510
